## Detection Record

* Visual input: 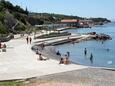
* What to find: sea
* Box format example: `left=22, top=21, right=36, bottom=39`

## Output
left=56, top=22, right=115, bottom=68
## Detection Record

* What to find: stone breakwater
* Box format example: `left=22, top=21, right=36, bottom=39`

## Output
left=33, top=34, right=94, bottom=46
left=87, top=32, right=112, bottom=40
left=33, top=32, right=112, bottom=47
left=31, top=34, right=98, bottom=61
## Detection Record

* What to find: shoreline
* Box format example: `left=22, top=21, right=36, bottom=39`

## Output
left=0, top=33, right=115, bottom=85
left=0, top=35, right=88, bottom=81
left=32, top=34, right=114, bottom=69
left=0, top=30, right=114, bottom=81
left=32, top=42, right=115, bottom=70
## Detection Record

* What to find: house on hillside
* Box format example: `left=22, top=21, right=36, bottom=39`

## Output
left=60, top=19, right=80, bottom=28
left=60, top=19, right=93, bottom=28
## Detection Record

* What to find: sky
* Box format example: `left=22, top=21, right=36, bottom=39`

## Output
left=9, top=0, right=115, bottom=20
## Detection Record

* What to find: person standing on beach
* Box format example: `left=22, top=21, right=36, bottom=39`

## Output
left=84, top=48, right=87, bottom=55
left=26, top=36, right=29, bottom=44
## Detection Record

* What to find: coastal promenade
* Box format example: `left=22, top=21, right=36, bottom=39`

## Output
left=0, top=35, right=87, bottom=81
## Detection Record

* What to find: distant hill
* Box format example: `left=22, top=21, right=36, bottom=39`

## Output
left=29, top=12, right=111, bottom=24
left=29, top=12, right=84, bottom=24
left=0, top=0, right=111, bottom=34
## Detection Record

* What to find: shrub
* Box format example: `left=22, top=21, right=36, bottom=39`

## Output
left=0, top=21, right=8, bottom=34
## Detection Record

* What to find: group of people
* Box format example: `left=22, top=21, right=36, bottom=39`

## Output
left=26, top=36, right=32, bottom=44
left=57, top=51, right=70, bottom=65
left=59, top=54, right=70, bottom=65
left=56, top=51, right=70, bottom=57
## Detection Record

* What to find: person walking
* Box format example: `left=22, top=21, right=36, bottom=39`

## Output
left=26, top=36, right=29, bottom=44
left=29, top=37, right=32, bottom=44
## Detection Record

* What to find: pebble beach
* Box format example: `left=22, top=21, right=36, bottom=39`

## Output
left=0, top=34, right=115, bottom=86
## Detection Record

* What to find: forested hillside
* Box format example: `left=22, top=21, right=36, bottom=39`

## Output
left=0, top=0, right=43, bottom=34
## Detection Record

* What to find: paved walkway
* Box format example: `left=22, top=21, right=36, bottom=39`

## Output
left=0, top=36, right=88, bottom=81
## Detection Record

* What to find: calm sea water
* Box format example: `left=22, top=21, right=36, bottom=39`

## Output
left=56, top=22, right=115, bottom=68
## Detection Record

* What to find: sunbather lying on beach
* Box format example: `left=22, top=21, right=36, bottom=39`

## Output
left=38, top=53, right=48, bottom=61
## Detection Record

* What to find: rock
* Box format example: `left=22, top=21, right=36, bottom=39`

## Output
left=87, top=32, right=96, bottom=35
left=93, top=33, right=112, bottom=40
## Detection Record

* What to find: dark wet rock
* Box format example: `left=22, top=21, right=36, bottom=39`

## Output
left=87, top=32, right=112, bottom=40
left=94, top=33, right=112, bottom=40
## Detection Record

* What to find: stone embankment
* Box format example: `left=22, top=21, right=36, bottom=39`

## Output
left=33, top=34, right=90, bottom=46
left=34, top=33, right=110, bottom=47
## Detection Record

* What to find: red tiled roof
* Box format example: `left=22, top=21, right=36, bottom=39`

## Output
left=61, top=19, right=79, bottom=23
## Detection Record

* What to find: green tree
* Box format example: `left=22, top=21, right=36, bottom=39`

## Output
left=0, top=0, right=13, bottom=9
left=0, top=21, right=7, bottom=34
left=0, top=12, right=5, bottom=23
